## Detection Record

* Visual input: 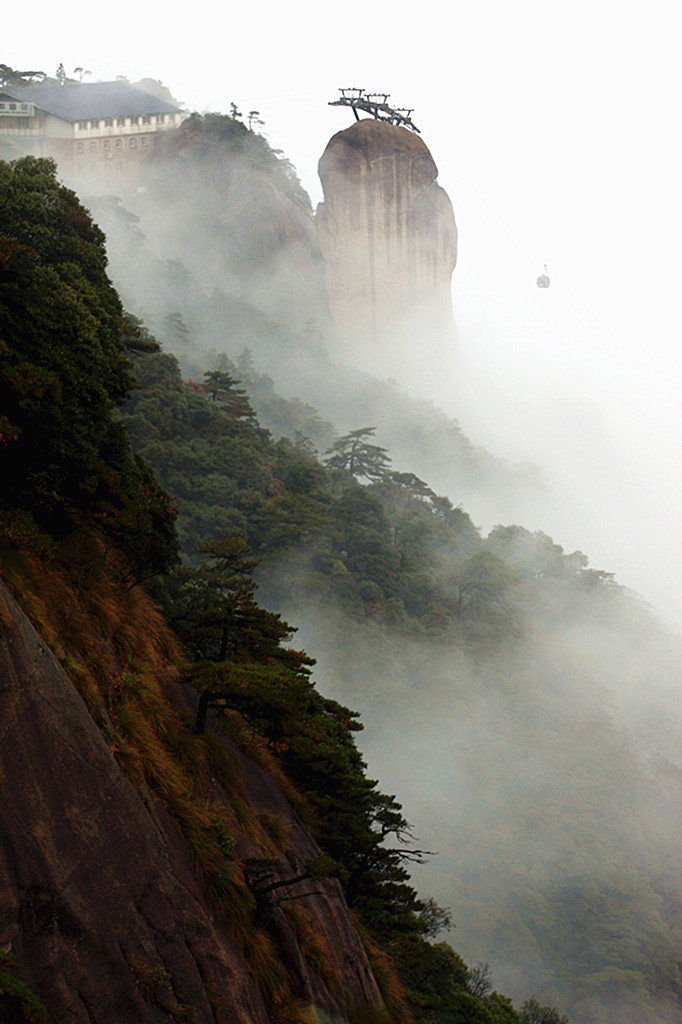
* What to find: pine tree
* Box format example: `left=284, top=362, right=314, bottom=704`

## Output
left=324, top=427, right=391, bottom=482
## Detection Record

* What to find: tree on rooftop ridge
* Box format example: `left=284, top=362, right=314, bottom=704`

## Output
left=0, top=64, right=45, bottom=86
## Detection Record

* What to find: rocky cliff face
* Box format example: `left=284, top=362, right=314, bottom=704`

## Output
left=316, top=119, right=458, bottom=395
left=0, top=579, right=383, bottom=1023
left=126, top=129, right=328, bottom=335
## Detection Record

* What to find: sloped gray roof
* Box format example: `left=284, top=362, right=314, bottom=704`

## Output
left=2, top=81, right=181, bottom=121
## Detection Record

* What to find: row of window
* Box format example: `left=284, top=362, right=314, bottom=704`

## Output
left=76, top=162, right=125, bottom=175
left=76, top=136, right=148, bottom=153
left=0, top=117, right=31, bottom=129
left=76, top=113, right=174, bottom=130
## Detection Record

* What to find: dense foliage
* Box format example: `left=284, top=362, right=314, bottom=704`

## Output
left=122, top=347, right=622, bottom=657
left=150, top=110, right=312, bottom=214
left=0, top=157, right=177, bottom=579
left=123, top=351, right=480, bottom=628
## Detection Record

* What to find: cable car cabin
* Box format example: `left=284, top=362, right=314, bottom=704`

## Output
left=537, top=270, right=550, bottom=288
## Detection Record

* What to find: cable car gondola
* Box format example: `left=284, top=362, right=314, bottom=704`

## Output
left=537, top=265, right=550, bottom=288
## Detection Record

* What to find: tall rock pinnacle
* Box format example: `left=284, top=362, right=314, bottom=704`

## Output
left=316, top=118, right=458, bottom=394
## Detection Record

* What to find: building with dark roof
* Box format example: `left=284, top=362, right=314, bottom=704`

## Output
left=0, top=80, right=186, bottom=182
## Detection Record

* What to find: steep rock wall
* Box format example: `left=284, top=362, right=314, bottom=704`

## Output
left=0, top=580, right=382, bottom=1022
left=316, top=119, right=458, bottom=394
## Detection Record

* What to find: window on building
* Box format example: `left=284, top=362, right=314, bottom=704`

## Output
left=115, top=162, right=123, bottom=173
left=105, top=118, right=113, bottom=127
left=90, top=119, right=99, bottom=129
left=103, top=139, right=111, bottom=150
left=78, top=120, right=87, bottom=130
left=129, top=138, right=137, bottom=149
left=89, top=140, right=97, bottom=152
left=156, top=113, right=165, bottom=124
left=115, top=138, right=123, bottom=150
left=116, top=117, right=124, bottom=127
left=17, top=118, right=29, bottom=129
left=140, top=136, right=147, bottom=148
left=76, top=142, right=84, bottom=153
left=142, top=115, right=151, bottom=124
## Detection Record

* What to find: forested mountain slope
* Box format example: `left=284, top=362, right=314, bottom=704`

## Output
left=0, top=156, right=543, bottom=1023
left=86, top=110, right=682, bottom=1024
left=119, top=318, right=682, bottom=1024
left=3, top=99, right=682, bottom=1024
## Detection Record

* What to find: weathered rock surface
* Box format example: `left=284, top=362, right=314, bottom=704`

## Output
left=316, top=118, right=458, bottom=394
left=0, top=581, right=382, bottom=1022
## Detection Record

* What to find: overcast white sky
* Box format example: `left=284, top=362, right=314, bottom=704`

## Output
left=9, top=0, right=682, bottom=623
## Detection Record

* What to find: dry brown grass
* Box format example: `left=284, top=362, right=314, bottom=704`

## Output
left=1, top=539, right=316, bottom=1018
left=214, top=711, right=314, bottom=827
left=351, top=919, right=414, bottom=1024
left=3, top=536, right=401, bottom=1024
left=283, top=904, right=342, bottom=996
left=0, top=588, right=12, bottom=635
